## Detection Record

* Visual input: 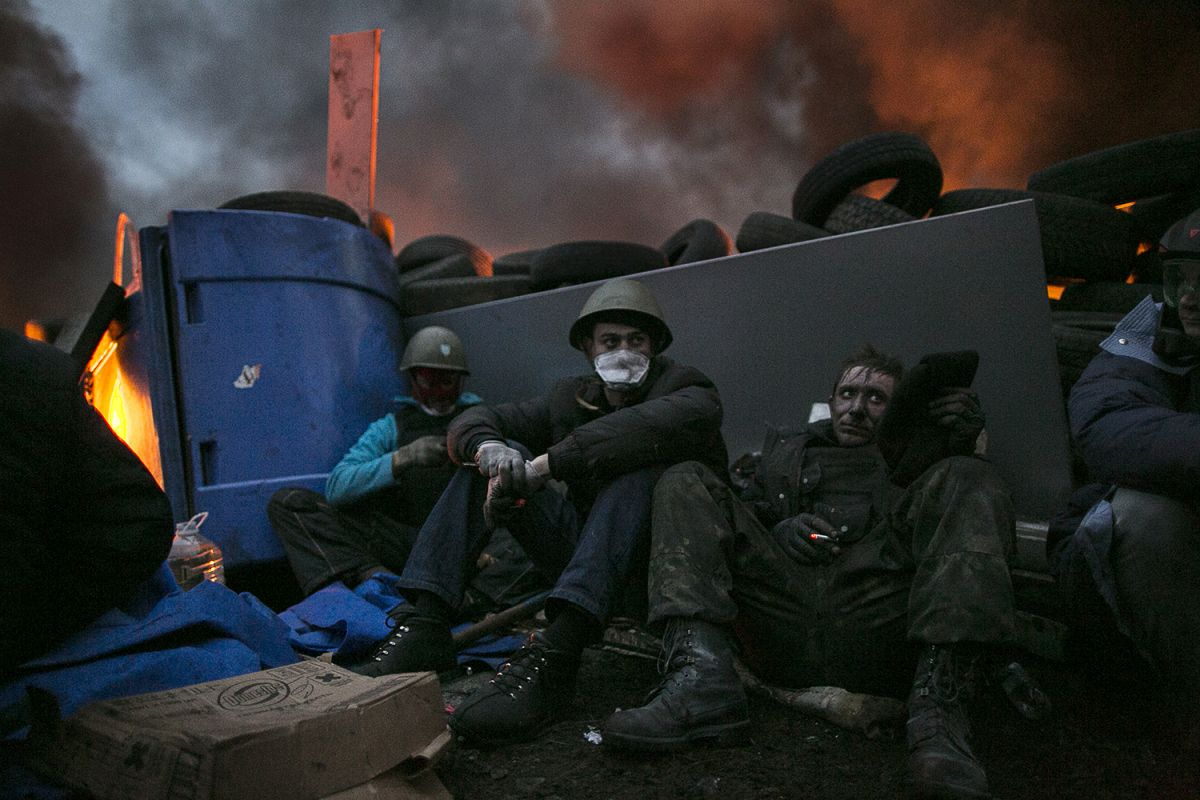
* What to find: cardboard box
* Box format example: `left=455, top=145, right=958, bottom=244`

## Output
left=31, top=660, right=449, bottom=800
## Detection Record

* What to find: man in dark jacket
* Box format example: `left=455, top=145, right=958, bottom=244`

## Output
left=0, top=329, right=174, bottom=679
left=604, top=345, right=1015, bottom=800
left=350, top=278, right=728, bottom=745
left=267, top=326, right=483, bottom=595
left=1052, top=209, right=1200, bottom=732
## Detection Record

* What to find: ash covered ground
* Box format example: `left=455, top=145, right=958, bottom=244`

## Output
left=435, top=645, right=1197, bottom=800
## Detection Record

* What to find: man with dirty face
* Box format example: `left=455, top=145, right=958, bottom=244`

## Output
left=605, top=344, right=1016, bottom=800
left=349, top=277, right=728, bottom=746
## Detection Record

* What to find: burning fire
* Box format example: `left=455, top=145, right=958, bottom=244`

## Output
left=85, top=330, right=164, bottom=487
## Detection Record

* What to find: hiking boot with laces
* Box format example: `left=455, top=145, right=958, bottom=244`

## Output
left=348, top=607, right=456, bottom=678
left=602, top=618, right=748, bottom=751
left=907, top=644, right=990, bottom=799
left=449, top=630, right=579, bottom=745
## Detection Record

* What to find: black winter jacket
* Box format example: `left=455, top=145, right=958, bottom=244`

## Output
left=448, top=355, right=728, bottom=506
left=0, top=330, right=174, bottom=677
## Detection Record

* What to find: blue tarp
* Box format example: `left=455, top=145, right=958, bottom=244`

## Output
left=280, top=572, right=526, bottom=669
left=0, top=565, right=299, bottom=799
left=2, top=565, right=297, bottom=729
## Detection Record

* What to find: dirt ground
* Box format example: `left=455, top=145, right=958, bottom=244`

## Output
left=434, top=644, right=1199, bottom=800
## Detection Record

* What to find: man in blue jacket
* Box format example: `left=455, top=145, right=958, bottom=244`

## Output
left=267, top=326, right=482, bottom=595
left=1053, top=208, right=1200, bottom=735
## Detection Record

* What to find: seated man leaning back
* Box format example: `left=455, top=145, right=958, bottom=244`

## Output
left=349, top=277, right=729, bottom=746
left=268, top=326, right=479, bottom=596
left=1052, top=208, right=1200, bottom=738
left=604, top=344, right=1016, bottom=800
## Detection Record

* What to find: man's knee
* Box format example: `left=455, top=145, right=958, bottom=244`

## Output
left=921, top=456, right=1007, bottom=497
left=657, top=460, right=722, bottom=498
left=1111, top=487, right=1200, bottom=571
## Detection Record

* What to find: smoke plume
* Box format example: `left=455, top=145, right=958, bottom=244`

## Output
left=3, top=0, right=1199, bottom=330
left=0, top=0, right=112, bottom=331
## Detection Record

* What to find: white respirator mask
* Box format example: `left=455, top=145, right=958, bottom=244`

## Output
left=593, top=349, right=651, bottom=392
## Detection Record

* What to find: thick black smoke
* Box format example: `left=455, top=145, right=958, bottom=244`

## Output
left=6, top=0, right=1200, bottom=331
left=0, top=0, right=112, bottom=331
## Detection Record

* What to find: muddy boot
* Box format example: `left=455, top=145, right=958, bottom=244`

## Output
left=602, top=618, right=749, bottom=751
left=347, top=606, right=456, bottom=678
left=907, top=644, right=990, bottom=799
left=449, top=630, right=580, bottom=745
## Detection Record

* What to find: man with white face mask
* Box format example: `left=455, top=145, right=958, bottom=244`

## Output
left=349, top=278, right=728, bottom=746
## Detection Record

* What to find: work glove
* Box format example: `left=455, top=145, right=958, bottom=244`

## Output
left=771, top=512, right=840, bottom=566
left=474, top=441, right=525, bottom=478
left=928, top=387, right=985, bottom=451
left=482, top=458, right=549, bottom=530
left=483, top=475, right=518, bottom=531
left=391, top=435, right=448, bottom=475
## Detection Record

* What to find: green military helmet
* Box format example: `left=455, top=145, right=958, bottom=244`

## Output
left=399, top=326, right=469, bottom=373
left=568, top=278, right=673, bottom=352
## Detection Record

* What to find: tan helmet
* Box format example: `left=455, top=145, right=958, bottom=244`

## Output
left=568, top=278, right=673, bottom=352
left=399, top=326, right=469, bottom=373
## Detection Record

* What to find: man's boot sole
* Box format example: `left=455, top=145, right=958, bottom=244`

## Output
left=603, top=718, right=750, bottom=752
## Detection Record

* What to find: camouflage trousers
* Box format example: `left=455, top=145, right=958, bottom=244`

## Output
left=649, top=457, right=1016, bottom=698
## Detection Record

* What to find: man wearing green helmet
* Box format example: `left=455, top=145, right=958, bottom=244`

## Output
left=267, top=325, right=483, bottom=596
left=1052, top=207, right=1200, bottom=741
left=349, top=277, right=728, bottom=747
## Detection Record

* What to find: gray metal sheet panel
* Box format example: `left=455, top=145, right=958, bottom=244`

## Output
left=409, top=201, right=1071, bottom=521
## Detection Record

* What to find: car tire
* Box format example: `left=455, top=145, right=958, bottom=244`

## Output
left=932, top=188, right=1138, bottom=281
left=791, top=131, right=942, bottom=226
left=529, top=241, right=667, bottom=290
left=822, top=194, right=916, bottom=234
left=218, top=191, right=364, bottom=227
left=1026, top=129, right=1200, bottom=204
left=399, top=275, right=532, bottom=316
left=735, top=212, right=828, bottom=253
left=660, top=219, right=733, bottom=265
left=395, top=235, right=493, bottom=276
left=396, top=254, right=478, bottom=287
left=492, top=249, right=541, bottom=275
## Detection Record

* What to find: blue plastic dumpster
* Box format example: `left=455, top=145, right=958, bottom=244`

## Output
left=130, top=209, right=402, bottom=569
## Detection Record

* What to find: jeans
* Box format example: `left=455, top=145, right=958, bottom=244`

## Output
left=398, top=465, right=661, bottom=623
left=1058, top=487, right=1200, bottom=706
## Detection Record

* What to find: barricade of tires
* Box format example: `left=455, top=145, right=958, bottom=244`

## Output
left=218, top=130, right=1199, bottom=359
left=732, top=129, right=1198, bottom=404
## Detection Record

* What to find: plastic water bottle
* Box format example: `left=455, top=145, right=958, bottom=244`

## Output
left=168, top=511, right=225, bottom=590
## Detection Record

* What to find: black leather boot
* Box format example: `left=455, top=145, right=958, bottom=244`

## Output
left=449, top=630, right=580, bottom=745
left=907, top=644, right=990, bottom=799
left=347, top=606, right=457, bottom=678
left=602, top=618, right=748, bottom=751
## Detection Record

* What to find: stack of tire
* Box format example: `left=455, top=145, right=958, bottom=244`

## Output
left=398, top=217, right=736, bottom=316
left=930, top=130, right=1199, bottom=401
left=731, top=129, right=1200, bottom=407
left=398, top=218, right=734, bottom=316
left=735, top=131, right=943, bottom=253
left=396, top=235, right=527, bottom=316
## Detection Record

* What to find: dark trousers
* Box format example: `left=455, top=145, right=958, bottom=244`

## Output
left=1058, top=487, right=1200, bottom=707
left=398, top=465, right=660, bottom=624
left=648, top=457, right=1015, bottom=698
left=267, top=488, right=419, bottom=595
